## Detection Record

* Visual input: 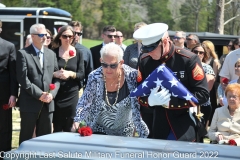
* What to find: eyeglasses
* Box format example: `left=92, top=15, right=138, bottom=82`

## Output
left=104, top=34, right=117, bottom=38
left=193, top=50, right=205, bottom=55
left=32, top=34, right=47, bottom=37
left=46, top=36, right=52, bottom=40
left=141, top=39, right=161, bottom=53
left=173, top=36, right=182, bottom=40
left=115, top=36, right=123, bottom=38
left=227, top=95, right=238, bottom=100
left=101, top=62, right=119, bottom=69
left=61, top=35, right=73, bottom=39
left=186, top=37, right=193, bottom=41
left=75, top=32, right=82, bottom=36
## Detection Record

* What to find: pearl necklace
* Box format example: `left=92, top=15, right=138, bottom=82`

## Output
left=104, top=74, right=121, bottom=106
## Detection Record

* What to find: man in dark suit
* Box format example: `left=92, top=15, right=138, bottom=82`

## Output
left=90, top=25, right=116, bottom=69
left=0, top=20, right=18, bottom=157
left=16, top=24, right=60, bottom=145
left=68, top=21, right=93, bottom=89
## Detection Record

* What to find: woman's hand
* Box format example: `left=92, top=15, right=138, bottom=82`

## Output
left=71, top=122, right=80, bottom=132
left=59, top=68, right=74, bottom=79
left=53, top=70, right=63, bottom=79
left=219, top=98, right=224, bottom=106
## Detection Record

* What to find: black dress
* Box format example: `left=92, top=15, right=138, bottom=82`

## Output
left=53, top=47, right=84, bottom=132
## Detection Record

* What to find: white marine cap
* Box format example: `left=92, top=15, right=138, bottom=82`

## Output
left=133, top=23, right=168, bottom=46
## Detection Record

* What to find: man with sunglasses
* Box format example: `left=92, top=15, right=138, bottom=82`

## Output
left=173, top=31, right=188, bottom=50
left=115, top=31, right=127, bottom=51
left=69, top=21, right=93, bottom=90
left=16, top=24, right=60, bottom=145
left=186, top=34, right=200, bottom=49
left=133, top=23, right=209, bottom=142
left=90, top=25, right=116, bottom=70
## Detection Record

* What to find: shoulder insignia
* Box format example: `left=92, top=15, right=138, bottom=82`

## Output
left=137, top=68, right=142, bottom=82
left=192, top=64, right=204, bottom=81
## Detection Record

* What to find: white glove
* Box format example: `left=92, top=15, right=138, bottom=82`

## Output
left=148, top=86, right=171, bottom=107
left=189, top=106, right=198, bottom=125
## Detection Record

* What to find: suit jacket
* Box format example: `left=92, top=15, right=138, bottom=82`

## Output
left=90, top=44, right=103, bottom=70
left=123, top=43, right=139, bottom=69
left=75, top=43, right=93, bottom=87
left=16, top=44, right=60, bottom=113
left=0, top=37, right=18, bottom=101
left=208, top=105, right=240, bottom=145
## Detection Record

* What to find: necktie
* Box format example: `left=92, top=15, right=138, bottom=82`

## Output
left=38, top=51, right=43, bottom=68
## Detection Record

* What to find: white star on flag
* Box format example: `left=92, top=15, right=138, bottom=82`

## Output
left=157, top=65, right=165, bottom=72
left=172, top=92, right=178, bottom=97
left=183, top=93, right=193, bottom=101
left=169, top=78, right=178, bottom=87
left=142, top=81, right=148, bottom=88
left=154, top=78, right=163, bottom=87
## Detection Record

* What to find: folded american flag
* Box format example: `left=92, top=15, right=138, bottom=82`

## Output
left=130, top=64, right=198, bottom=103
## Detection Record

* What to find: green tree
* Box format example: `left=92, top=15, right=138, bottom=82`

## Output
left=144, top=0, right=175, bottom=29
left=179, top=0, right=209, bottom=32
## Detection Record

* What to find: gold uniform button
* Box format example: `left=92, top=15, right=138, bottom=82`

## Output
left=178, top=50, right=180, bottom=52
left=184, top=103, right=187, bottom=105
left=145, top=102, right=147, bottom=104
left=165, top=55, right=168, bottom=59
left=171, top=105, right=174, bottom=108
left=178, top=105, right=181, bottom=108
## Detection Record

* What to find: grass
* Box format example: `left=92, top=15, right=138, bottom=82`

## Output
left=82, top=38, right=135, bottom=49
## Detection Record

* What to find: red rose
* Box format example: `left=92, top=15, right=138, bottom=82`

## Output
left=3, top=104, right=9, bottom=110
left=229, top=139, right=237, bottom=146
left=49, top=84, right=55, bottom=90
left=69, top=50, right=74, bottom=57
left=78, top=126, right=92, bottom=136
left=222, top=78, right=229, bottom=84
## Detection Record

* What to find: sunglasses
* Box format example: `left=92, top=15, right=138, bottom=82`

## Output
left=141, top=39, right=161, bottom=53
left=173, top=36, right=182, bottom=40
left=46, top=36, right=52, bottom=40
left=32, top=34, right=47, bottom=37
left=101, top=62, right=119, bottom=69
left=75, top=32, right=82, bottom=36
left=105, top=34, right=117, bottom=38
left=115, top=36, right=123, bottom=38
left=193, top=50, right=205, bottom=55
left=186, top=37, right=193, bottom=41
left=61, top=35, right=73, bottom=39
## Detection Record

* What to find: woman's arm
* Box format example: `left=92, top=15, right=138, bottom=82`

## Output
left=208, top=109, right=222, bottom=141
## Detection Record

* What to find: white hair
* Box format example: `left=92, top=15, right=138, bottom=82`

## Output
left=29, top=24, right=46, bottom=34
left=100, top=43, right=123, bottom=62
left=26, top=34, right=32, bottom=43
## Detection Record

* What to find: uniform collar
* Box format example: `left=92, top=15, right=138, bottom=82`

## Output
left=159, top=42, right=175, bottom=63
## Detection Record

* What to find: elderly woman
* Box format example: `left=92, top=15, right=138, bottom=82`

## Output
left=208, top=83, right=240, bottom=146
left=71, top=43, right=149, bottom=137
left=191, top=43, right=215, bottom=142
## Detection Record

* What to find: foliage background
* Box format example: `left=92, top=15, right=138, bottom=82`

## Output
left=1, top=0, right=240, bottom=38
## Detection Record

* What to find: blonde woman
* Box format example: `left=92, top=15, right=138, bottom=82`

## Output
left=202, top=40, right=221, bottom=125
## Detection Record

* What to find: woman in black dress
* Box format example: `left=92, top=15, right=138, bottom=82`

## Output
left=52, top=25, right=84, bottom=132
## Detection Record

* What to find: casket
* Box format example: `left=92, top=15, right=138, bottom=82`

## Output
left=3, top=132, right=240, bottom=160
